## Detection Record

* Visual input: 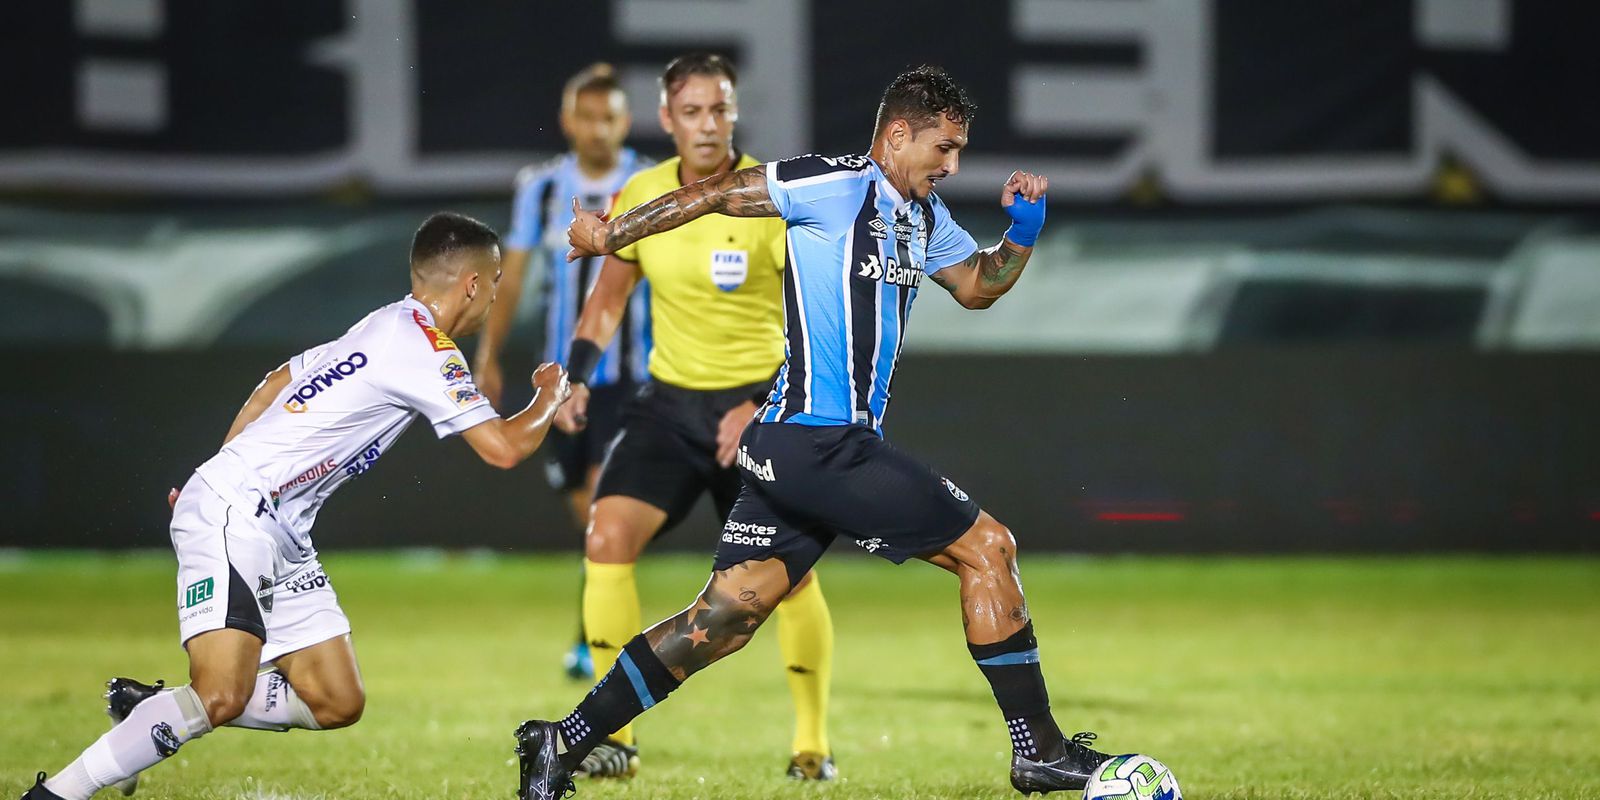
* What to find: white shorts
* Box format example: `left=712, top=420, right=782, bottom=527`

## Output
left=171, top=474, right=351, bottom=664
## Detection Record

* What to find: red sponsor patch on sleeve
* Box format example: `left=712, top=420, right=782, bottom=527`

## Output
left=411, top=310, right=458, bottom=352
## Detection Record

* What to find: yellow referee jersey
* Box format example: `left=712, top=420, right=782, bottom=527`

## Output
left=613, top=152, right=786, bottom=390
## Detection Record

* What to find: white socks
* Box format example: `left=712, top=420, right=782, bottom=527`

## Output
left=44, top=672, right=319, bottom=800
left=46, top=685, right=211, bottom=800
left=225, top=670, right=321, bottom=731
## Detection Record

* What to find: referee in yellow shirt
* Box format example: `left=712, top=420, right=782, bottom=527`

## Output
left=555, top=53, right=836, bottom=782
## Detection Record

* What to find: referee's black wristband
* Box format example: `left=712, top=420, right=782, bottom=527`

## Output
left=566, top=339, right=602, bottom=386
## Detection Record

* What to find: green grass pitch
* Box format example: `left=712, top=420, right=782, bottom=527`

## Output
left=4, top=551, right=1598, bottom=799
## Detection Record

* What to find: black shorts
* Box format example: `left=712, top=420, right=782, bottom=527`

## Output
left=544, top=381, right=634, bottom=492
left=714, top=421, right=981, bottom=585
left=593, top=377, right=770, bottom=534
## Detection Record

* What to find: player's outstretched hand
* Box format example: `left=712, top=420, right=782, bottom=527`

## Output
left=716, top=400, right=758, bottom=468
left=167, top=487, right=180, bottom=512
left=554, top=381, right=590, bottom=434
left=565, top=198, right=611, bottom=262
left=1001, top=170, right=1048, bottom=247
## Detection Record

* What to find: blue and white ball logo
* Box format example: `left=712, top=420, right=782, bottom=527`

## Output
left=1084, top=754, right=1181, bottom=800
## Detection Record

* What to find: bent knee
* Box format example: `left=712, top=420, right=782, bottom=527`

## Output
left=196, top=684, right=252, bottom=726
left=312, top=691, right=365, bottom=729
left=970, top=516, right=1018, bottom=562
left=585, top=520, right=651, bottom=563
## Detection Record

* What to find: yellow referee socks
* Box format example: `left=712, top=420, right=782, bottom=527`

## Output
left=776, top=572, right=834, bottom=755
left=582, top=558, right=641, bottom=746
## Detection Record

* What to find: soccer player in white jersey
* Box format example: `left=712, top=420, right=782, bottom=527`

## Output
left=21, top=213, right=571, bottom=800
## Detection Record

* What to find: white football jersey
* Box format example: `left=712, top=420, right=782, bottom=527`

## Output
left=194, top=296, right=497, bottom=562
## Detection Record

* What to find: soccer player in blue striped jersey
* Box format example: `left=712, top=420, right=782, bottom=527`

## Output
left=473, top=63, right=652, bottom=682
left=514, top=67, right=1117, bottom=799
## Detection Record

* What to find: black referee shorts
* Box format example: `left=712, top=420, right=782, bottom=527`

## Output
left=713, top=421, right=981, bottom=586
left=593, top=377, right=771, bottom=535
left=544, top=380, right=633, bottom=492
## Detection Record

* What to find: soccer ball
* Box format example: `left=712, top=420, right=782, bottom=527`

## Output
left=1082, top=754, right=1182, bottom=800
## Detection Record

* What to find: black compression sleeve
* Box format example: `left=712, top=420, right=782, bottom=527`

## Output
left=567, top=339, right=602, bottom=386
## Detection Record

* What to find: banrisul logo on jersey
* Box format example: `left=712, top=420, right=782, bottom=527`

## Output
left=283, top=352, right=369, bottom=413
left=856, top=254, right=921, bottom=288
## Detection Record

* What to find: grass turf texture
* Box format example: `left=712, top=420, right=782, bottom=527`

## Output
left=3, top=552, right=1598, bottom=800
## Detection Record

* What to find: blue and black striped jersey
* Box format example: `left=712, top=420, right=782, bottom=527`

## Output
left=757, top=154, right=978, bottom=432
left=507, top=149, right=653, bottom=386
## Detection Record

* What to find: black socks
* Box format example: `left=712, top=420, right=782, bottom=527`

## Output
left=968, top=622, right=1067, bottom=762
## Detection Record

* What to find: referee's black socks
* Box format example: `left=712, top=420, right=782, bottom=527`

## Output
left=968, top=622, right=1067, bottom=762
left=556, top=635, right=681, bottom=769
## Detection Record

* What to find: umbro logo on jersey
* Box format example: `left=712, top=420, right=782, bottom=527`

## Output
left=857, top=255, right=922, bottom=288
left=283, top=352, right=370, bottom=413
left=867, top=218, right=888, bottom=240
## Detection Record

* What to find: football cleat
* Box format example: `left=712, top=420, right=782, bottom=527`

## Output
left=573, top=737, right=638, bottom=779
left=785, top=751, right=838, bottom=781
left=20, top=773, right=66, bottom=800
left=562, top=641, right=594, bottom=681
left=1010, top=731, right=1111, bottom=796
left=513, top=720, right=576, bottom=800
left=105, top=677, right=165, bottom=796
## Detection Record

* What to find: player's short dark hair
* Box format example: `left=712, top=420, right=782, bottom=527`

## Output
left=564, top=62, right=623, bottom=103
left=659, top=52, right=738, bottom=103
left=410, top=212, right=499, bottom=272
left=873, top=66, right=976, bottom=136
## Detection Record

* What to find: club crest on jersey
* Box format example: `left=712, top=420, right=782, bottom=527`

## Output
left=282, top=352, right=369, bottom=413
left=857, top=254, right=922, bottom=288
left=256, top=575, right=274, bottom=612
left=412, top=309, right=457, bottom=352
left=439, top=354, right=470, bottom=385
left=444, top=385, right=483, bottom=409
left=710, top=250, right=748, bottom=292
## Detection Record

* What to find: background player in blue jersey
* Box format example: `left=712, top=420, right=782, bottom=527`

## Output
left=513, top=67, right=1120, bottom=799
left=473, top=63, right=653, bottom=681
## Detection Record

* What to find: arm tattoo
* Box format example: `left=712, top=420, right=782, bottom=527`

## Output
left=928, top=268, right=960, bottom=294
left=603, top=165, right=778, bottom=253
left=977, top=239, right=1030, bottom=289
left=933, top=240, right=1033, bottom=308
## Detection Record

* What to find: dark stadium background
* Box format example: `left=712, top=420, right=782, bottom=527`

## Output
left=3, top=0, right=1598, bottom=554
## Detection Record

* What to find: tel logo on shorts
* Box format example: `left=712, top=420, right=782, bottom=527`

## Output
left=183, top=577, right=214, bottom=609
